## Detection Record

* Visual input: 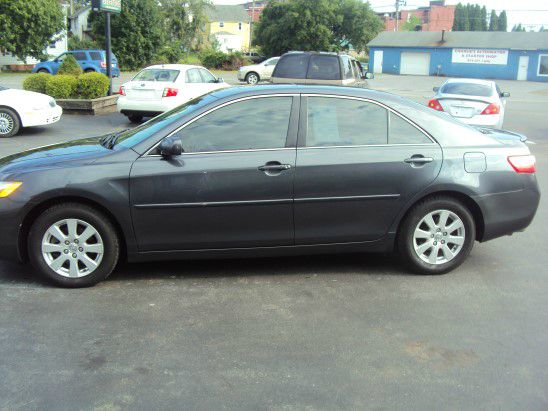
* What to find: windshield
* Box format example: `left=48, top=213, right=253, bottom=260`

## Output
left=0, top=86, right=7, bottom=91
left=441, top=83, right=493, bottom=97
left=133, top=69, right=180, bottom=82
left=115, top=93, right=219, bottom=149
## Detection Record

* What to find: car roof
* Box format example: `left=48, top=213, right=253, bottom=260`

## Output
left=444, top=78, right=495, bottom=86
left=143, top=64, right=204, bottom=70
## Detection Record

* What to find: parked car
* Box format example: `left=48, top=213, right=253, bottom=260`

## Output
left=117, top=64, right=229, bottom=123
left=0, top=85, right=62, bottom=137
left=270, top=51, right=373, bottom=86
left=428, top=79, right=509, bottom=128
left=243, top=52, right=266, bottom=64
left=238, top=57, right=280, bottom=85
left=32, top=50, right=121, bottom=77
left=0, top=85, right=539, bottom=287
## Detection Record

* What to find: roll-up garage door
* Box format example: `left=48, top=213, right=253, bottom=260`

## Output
left=400, top=52, right=430, bottom=75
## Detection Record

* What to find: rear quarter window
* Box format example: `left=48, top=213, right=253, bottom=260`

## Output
left=273, top=54, right=310, bottom=79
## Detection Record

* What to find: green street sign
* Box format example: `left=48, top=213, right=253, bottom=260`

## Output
left=91, top=0, right=122, bottom=14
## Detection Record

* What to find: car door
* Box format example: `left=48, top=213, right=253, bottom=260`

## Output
left=183, top=68, right=210, bottom=100
left=129, top=95, right=299, bottom=251
left=294, top=95, right=442, bottom=245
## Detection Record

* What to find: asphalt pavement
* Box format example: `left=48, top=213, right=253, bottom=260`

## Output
left=0, top=75, right=547, bottom=410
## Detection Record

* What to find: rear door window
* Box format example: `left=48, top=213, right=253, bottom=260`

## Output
left=186, top=68, right=203, bottom=83
left=306, top=97, right=387, bottom=146
left=198, top=68, right=217, bottom=83
left=341, top=56, right=353, bottom=79
left=307, top=55, right=341, bottom=80
left=273, top=54, right=310, bottom=79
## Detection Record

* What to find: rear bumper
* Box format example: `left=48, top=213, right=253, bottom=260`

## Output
left=117, top=96, right=177, bottom=114
left=474, top=179, right=540, bottom=242
left=456, top=114, right=502, bottom=128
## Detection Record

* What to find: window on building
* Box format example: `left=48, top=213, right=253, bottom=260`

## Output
left=539, top=55, right=548, bottom=76
left=219, top=21, right=224, bottom=27
left=176, top=97, right=292, bottom=153
left=239, top=22, right=242, bottom=30
left=306, top=97, right=388, bottom=146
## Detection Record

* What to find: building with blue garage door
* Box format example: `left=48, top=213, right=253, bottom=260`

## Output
left=368, top=31, right=548, bottom=82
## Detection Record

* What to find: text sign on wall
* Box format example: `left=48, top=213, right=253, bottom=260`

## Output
left=452, top=49, right=508, bottom=65
left=91, top=0, right=122, bottom=13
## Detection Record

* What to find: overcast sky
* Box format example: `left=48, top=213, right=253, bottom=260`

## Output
left=213, top=0, right=548, bottom=31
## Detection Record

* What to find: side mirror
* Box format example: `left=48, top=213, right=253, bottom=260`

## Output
left=362, top=72, right=374, bottom=80
left=159, top=136, right=183, bottom=157
left=433, top=87, right=440, bottom=92
left=501, top=91, right=510, bottom=98
left=216, top=77, right=224, bottom=83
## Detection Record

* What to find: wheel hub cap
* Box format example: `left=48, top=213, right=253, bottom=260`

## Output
left=41, top=218, right=104, bottom=278
left=0, top=113, right=13, bottom=134
left=412, top=209, right=465, bottom=265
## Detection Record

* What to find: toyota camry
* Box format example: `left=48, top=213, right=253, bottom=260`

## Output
left=0, top=85, right=539, bottom=287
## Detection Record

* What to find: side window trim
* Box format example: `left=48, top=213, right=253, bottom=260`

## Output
left=144, top=95, right=300, bottom=157
left=299, top=94, right=436, bottom=148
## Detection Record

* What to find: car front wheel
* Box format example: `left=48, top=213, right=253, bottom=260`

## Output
left=28, top=203, right=120, bottom=287
left=245, top=72, right=260, bottom=85
left=0, top=107, right=20, bottom=138
left=397, top=197, right=475, bottom=275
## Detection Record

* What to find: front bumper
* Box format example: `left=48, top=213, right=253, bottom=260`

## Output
left=20, top=105, right=62, bottom=128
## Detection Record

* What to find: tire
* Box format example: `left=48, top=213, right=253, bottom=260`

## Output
left=397, top=196, right=475, bottom=275
left=0, top=107, right=21, bottom=138
left=37, top=69, right=50, bottom=74
left=245, top=72, right=260, bottom=85
left=28, top=203, right=120, bottom=287
left=127, top=114, right=143, bottom=124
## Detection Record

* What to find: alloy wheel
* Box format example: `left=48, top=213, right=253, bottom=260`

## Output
left=412, top=209, right=465, bottom=265
left=41, top=218, right=104, bottom=278
left=0, top=112, right=14, bottom=135
left=247, top=73, right=259, bottom=85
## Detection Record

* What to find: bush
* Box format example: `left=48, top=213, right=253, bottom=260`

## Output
left=199, top=49, right=251, bottom=70
left=68, top=35, right=99, bottom=51
left=45, top=75, right=78, bottom=99
left=57, top=54, right=83, bottom=76
left=77, top=72, right=110, bottom=99
left=178, top=53, right=202, bottom=65
left=23, top=73, right=52, bottom=94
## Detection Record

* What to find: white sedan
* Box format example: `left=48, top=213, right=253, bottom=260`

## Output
left=0, top=86, right=62, bottom=137
left=117, top=64, right=230, bottom=123
left=237, top=57, right=280, bottom=85
left=428, top=78, right=509, bottom=129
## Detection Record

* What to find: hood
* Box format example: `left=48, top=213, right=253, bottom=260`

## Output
left=473, top=127, right=527, bottom=143
left=0, top=88, right=53, bottom=104
left=0, top=136, right=111, bottom=173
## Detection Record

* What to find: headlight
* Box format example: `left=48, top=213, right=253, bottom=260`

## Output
left=0, top=182, right=22, bottom=198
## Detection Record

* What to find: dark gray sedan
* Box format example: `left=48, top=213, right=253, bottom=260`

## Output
left=0, top=85, right=540, bottom=287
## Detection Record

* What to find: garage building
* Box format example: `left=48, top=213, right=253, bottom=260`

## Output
left=368, top=31, right=548, bottom=82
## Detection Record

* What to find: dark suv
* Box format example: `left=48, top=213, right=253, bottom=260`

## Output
left=270, top=51, right=372, bottom=86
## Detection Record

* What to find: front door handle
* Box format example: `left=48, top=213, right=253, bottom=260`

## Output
left=258, top=163, right=291, bottom=172
left=404, top=156, right=434, bottom=165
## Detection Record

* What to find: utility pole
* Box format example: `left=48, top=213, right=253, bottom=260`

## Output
left=248, top=0, right=256, bottom=52
left=395, top=0, right=406, bottom=31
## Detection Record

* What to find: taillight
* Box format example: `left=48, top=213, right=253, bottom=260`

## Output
left=100, top=61, right=107, bottom=68
left=428, top=99, right=444, bottom=111
left=481, top=103, right=500, bottom=115
left=508, top=155, right=536, bottom=174
left=162, top=87, right=178, bottom=97
left=119, top=86, right=125, bottom=96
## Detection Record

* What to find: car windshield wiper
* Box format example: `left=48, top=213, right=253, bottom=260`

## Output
left=100, top=129, right=128, bottom=149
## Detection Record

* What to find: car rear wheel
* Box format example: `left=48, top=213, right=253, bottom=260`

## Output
left=127, top=114, right=143, bottom=124
left=84, top=68, right=95, bottom=73
left=28, top=203, right=120, bottom=287
left=397, top=197, right=475, bottom=275
left=0, top=107, right=20, bottom=138
left=245, top=72, right=260, bottom=85
left=37, top=69, right=49, bottom=74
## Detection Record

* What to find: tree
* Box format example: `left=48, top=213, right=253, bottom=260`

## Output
left=254, top=0, right=382, bottom=57
left=488, top=10, right=498, bottom=31
left=480, top=6, right=488, bottom=31
left=402, top=15, right=422, bottom=31
left=461, top=4, right=470, bottom=31
left=452, top=3, right=463, bottom=31
left=0, top=0, right=65, bottom=62
left=89, top=0, right=165, bottom=70
left=471, top=5, right=483, bottom=31
left=498, top=10, right=507, bottom=32
left=512, top=24, right=526, bottom=32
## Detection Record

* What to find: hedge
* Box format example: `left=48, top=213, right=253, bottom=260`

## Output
left=57, top=54, right=83, bottom=76
left=199, top=49, right=250, bottom=70
left=45, top=75, right=78, bottom=99
left=77, top=72, right=110, bottom=99
left=23, top=73, right=52, bottom=94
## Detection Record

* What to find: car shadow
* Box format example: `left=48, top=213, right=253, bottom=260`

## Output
left=0, top=253, right=407, bottom=287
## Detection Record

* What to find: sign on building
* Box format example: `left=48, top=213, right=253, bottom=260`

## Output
left=91, top=0, right=122, bottom=14
left=452, top=49, right=508, bottom=65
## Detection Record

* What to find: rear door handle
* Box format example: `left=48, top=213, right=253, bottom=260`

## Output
left=404, top=156, right=434, bottom=165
